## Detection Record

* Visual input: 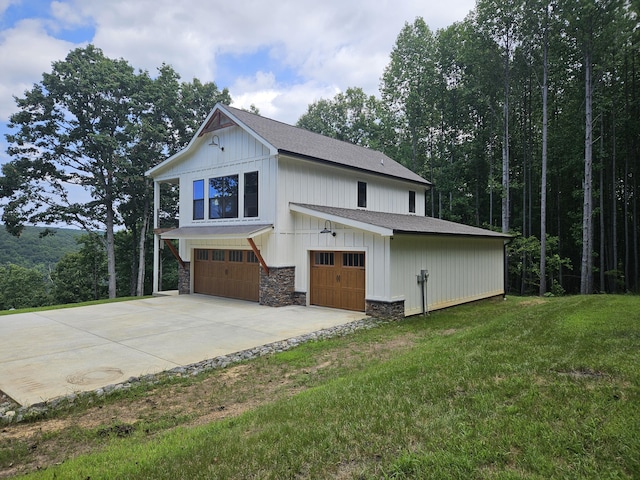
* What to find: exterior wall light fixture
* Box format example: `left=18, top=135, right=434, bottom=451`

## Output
left=320, top=220, right=336, bottom=236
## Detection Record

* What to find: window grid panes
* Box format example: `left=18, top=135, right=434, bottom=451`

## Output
left=212, top=250, right=225, bottom=261
left=195, top=249, right=208, bottom=261
left=314, top=252, right=335, bottom=266
left=229, top=250, right=244, bottom=262
left=343, top=253, right=365, bottom=268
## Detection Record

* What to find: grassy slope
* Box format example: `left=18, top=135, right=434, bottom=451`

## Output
left=21, top=296, right=640, bottom=479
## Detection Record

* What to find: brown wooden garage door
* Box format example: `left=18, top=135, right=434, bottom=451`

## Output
left=193, top=249, right=260, bottom=301
left=310, top=251, right=365, bottom=311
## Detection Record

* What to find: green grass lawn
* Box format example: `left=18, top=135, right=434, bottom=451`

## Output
left=19, top=295, right=640, bottom=479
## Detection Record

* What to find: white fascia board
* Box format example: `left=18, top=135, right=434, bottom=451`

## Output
left=289, top=203, right=393, bottom=237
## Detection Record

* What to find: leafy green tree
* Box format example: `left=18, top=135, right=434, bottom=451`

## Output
left=1, top=47, right=230, bottom=299
left=0, top=264, right=51, bottom=310
left=51, top=234, right=108, bottom=303
left=297, top=87, right=384, bottom=149
left=381, top=18, right=440, bottom=174
left=1, top=45, right=141, bottom=298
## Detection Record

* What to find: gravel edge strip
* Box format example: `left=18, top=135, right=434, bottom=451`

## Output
left=1, top=317, right=387, bottom=424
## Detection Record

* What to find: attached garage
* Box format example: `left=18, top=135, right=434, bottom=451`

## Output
left=310, top=251, right=365, bottom=312
left=193, top=249, right=260, bottom=301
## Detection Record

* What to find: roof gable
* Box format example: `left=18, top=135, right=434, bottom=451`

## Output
left=148, top=103, right=432, bottom=187
left=199, top=109, right=236, bottom=135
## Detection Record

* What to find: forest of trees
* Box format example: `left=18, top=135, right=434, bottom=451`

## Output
left=0, top=226, right=178, bottom=310
left=298, top=0, right=640, bottom=296
left=1, top=0, right=638, bottom=310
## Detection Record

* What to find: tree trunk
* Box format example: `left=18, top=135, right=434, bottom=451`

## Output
left=105, top=201, right=117, bottom=299
left=130, top=223, right=138, bottom=296
left=580, top=50, right=594, bottom=294
left=136, top=198, right=150, bottom=296
left=502, top=58, right=510, bottom=234
left=540, top=17, right=548, bottom=296
left=599, top=126, right=605, bottom=292
left=612, top=97, right=618, bottom=293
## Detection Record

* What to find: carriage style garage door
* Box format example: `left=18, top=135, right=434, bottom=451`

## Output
left=310, top=251, right=365, bottom=311
left=193, top=249, right=260, bottom=301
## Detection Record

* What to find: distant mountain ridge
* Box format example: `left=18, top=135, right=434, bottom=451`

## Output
left=0, top=225, right=84, bottom=267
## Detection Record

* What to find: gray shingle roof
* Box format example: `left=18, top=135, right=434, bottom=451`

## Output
left=225, top=105, right=431, bottom=187
left=291, top=203, right=511, bottom=239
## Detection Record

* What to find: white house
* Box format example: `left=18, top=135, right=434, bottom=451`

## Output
left=147, top=104, right=510, bottom=319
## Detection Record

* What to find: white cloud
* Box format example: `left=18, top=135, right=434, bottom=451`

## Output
left=230, top=71, right=340, bottom=124
left=0, top=18, right=76, bottom=119
left=0, top=0, right=476, bottom=126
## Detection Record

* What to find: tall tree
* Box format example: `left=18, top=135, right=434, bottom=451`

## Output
left=1, top=45, right=140, bottom=298
left=539, top=2, right=551, bottom=295
left=475, top=0, right=523, bottom=234
left=381, top=18, right=439, bottom=174
left=560, top=0, right=623, bottom=294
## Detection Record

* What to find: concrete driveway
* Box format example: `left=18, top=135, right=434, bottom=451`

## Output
left=0, top=294, right=366, bottom=406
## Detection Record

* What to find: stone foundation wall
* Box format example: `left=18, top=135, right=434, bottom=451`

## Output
left=178, top=262, right=191, bottom=295
left=292, top=291, right=307, bottom=306
left=365, top=299, right=405, bottom=320
left=259, top=266, right=295, bottom=307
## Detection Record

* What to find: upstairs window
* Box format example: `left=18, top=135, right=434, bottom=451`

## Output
left=244, top=171, right=259, bottom=217
left=209, top=175, right=238, bottom=219
left=409, top=191, right=416, bottom=213
left=193, top=179, right=204, bottom=220
left=357, top=181, right=367, bottom=208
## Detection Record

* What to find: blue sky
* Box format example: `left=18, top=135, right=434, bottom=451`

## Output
left=0, top=0, right=475, bottom=169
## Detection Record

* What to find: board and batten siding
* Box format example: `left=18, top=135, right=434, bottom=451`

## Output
left=156, top=126, right=277, bottom=262
left=290, top=212, right=391, bottom=302
left=391, top=235, right=505, bottom=316
left=276, top=156, right=427, bottom=230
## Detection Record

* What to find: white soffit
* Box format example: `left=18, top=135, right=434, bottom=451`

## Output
left=160, top=224, right=273, bottom=240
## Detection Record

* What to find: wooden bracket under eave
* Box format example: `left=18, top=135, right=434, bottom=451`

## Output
left=247, top=238, right=269, bottom=275
left=163, top=239, right=186, bottom=269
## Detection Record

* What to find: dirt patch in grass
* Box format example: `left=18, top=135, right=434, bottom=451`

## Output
left=0, top=332, right=418, bottom=478
left=518, top=298, right=548, bottom=307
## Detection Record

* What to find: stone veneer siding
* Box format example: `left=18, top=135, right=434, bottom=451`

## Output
left=365, top=299, right=405, bottom=320
left=292, top=291, right=307, bottom=306
left=178, top=262, right=191, bottom=295
left=259, top=266, right=295, bottom=307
